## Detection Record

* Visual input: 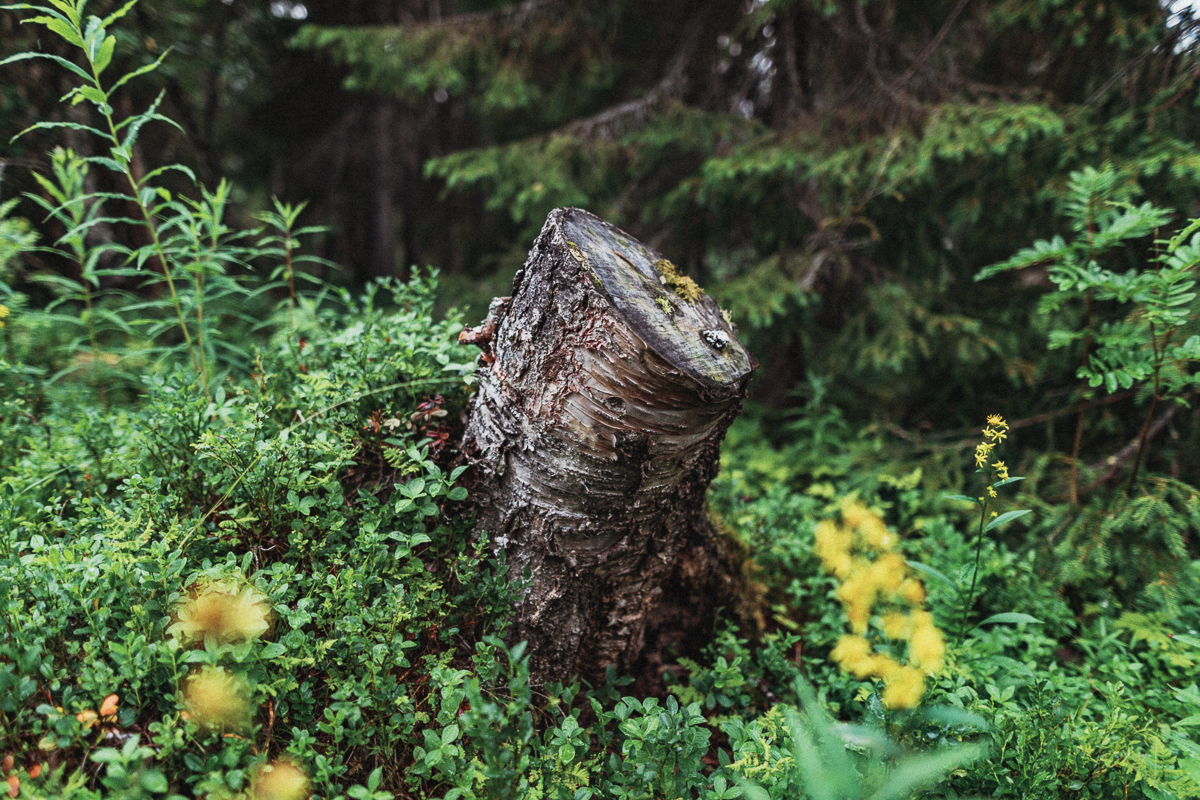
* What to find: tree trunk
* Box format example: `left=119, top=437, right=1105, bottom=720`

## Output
left=459, top=207, right=757, bottom=685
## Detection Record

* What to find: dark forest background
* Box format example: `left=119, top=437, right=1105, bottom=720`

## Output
left=5, top=0, right=1200, bottom=479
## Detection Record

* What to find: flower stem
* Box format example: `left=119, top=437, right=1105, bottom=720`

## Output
left=957, top=496, right=988, bottom=646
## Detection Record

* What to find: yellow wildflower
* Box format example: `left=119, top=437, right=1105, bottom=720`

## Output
left=908, top=613, right=946, bottom=674
left=0, top=304, right=8, bottom=328
left=837, top=567, right=877, bottom=634
left=871, top=553, right=907, bottom=593
left=829, top=635, right=873, bottom=669
left=842, top=499, right=879, bottom=530
left=817, top=503, right=947, bottom=710
left=986, top=414, right=1005, bottom=428
left=898, top=578, right=926, bottom=605
left=813, top=520, right=854, bottom=579
left=987, top=486, right=997, bottom=498
left=881, top=666, right=925, bottom=709
left=881, top=611, right=909, bottom=640
left=183, top=666, right=251, bottom=730
left=992, top=460, right=1009, bottom=481
left=251, top=760, right=310, bottom=800
left=859, top=515, right=894, bottom=550
left=171, top=582, right=271, bottom=645
left=974, top=441, right=994, bottom=467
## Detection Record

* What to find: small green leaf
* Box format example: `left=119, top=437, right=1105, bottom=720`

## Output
left=944, top=493, right=978, bottom=504
left=906, top=560, right=961, bottom=595
left=77, top=84, right=108, bottom=107
left=90, top=748, right=121, bottom=764
left=739, top=781, right=771, bottom=800
left=94, top=34, right=115, bottom=74
left=140, top=770, right=169, bottom=793
left=992, top=476, right=1025, bottom=488
left=260, top=641, right=286, bottom=659
left=984, top=509, right=1032, bottom=532
left=448, top=486, right=467, bottom=501
left=978, top=612, right=1042, bottom=626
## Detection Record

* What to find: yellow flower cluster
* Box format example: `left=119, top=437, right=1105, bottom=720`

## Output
left=975, top=415, right=1009, bottom=467
left=0, top=304, right=8, bottom=329
left=815, top=501, right=946, bottom=710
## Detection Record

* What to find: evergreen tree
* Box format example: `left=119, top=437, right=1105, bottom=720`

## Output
left=295, top=0, right=1200, bottom=441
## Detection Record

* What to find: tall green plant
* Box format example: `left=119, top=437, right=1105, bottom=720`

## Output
left=0, top=0, right=291, bottom=389
left=977, top=165, right=1200, bottom=495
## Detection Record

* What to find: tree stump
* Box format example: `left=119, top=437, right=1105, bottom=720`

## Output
left=460, top=208, right=757, bottom=685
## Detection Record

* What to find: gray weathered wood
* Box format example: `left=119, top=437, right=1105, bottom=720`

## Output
left=460, top=207, right=756, bottom=684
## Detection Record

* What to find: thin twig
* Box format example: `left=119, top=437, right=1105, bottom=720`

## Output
left=896, top=0, right=971, bottom=86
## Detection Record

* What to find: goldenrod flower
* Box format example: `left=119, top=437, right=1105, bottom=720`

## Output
left=0, top=304, right=8, bottom=328
left=881, top=611, right=909, bottom=640
left=986, top=414, right=1004, bottom=427
left=183, top=666, right=251, bottom=730
left=841, top=501, right=872, bottom=531
left=814, top=520, right=854, bottom=578
left=987, top=486, right=997, bottom=498
left=830, top=635, right=872, bottom=667
left=909, top=614, right=946, bottom=674
left=871, top=553, right=907, bottom=593
left=881, top=666, right=925, bottom=709
left=974, top=441, right=995, bottom=467
left=171, top=582, right=271, bottom=644
left=837, top=566, right=881, bottom=633
left=251, top=760, right=310, bottom=800
left=992, top=460, right=1009, bottom=481
left=898, top=578, right=926, bottom=605
left=817, top=502, right=947, bottom=710
left=859, top=516, right=894, bottom=550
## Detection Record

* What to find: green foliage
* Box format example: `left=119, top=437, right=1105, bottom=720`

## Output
left=978, top=165, right=1200, bottom=401
left=5, top=4, right=1200, bottom=800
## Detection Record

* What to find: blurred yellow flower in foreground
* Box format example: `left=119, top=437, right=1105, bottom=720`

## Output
left=183, top=666, right=251, bottom=730
left=816, top=500, right=946, bottom=710
left=170, top=582, right=271, bottom=644
left=882, top=665, right=926, bottom=710
left=251, top=760, right=310, bottom=800
left=0, top=305, right=9, bottom=328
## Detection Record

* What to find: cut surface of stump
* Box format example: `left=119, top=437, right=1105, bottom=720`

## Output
left=460, top=207, right=756, bottom=684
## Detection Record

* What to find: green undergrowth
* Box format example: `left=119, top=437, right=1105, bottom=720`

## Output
left=706, top=402, right=1200, bottom=798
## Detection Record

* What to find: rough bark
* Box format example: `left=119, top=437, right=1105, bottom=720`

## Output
left=460, top=207, right=757, bottom=685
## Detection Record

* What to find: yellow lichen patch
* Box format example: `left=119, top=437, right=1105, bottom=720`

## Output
left=653, top=258, right=703, bottom=302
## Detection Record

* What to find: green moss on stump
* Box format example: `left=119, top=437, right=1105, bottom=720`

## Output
left=654, top=258, right=703, bottom=302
